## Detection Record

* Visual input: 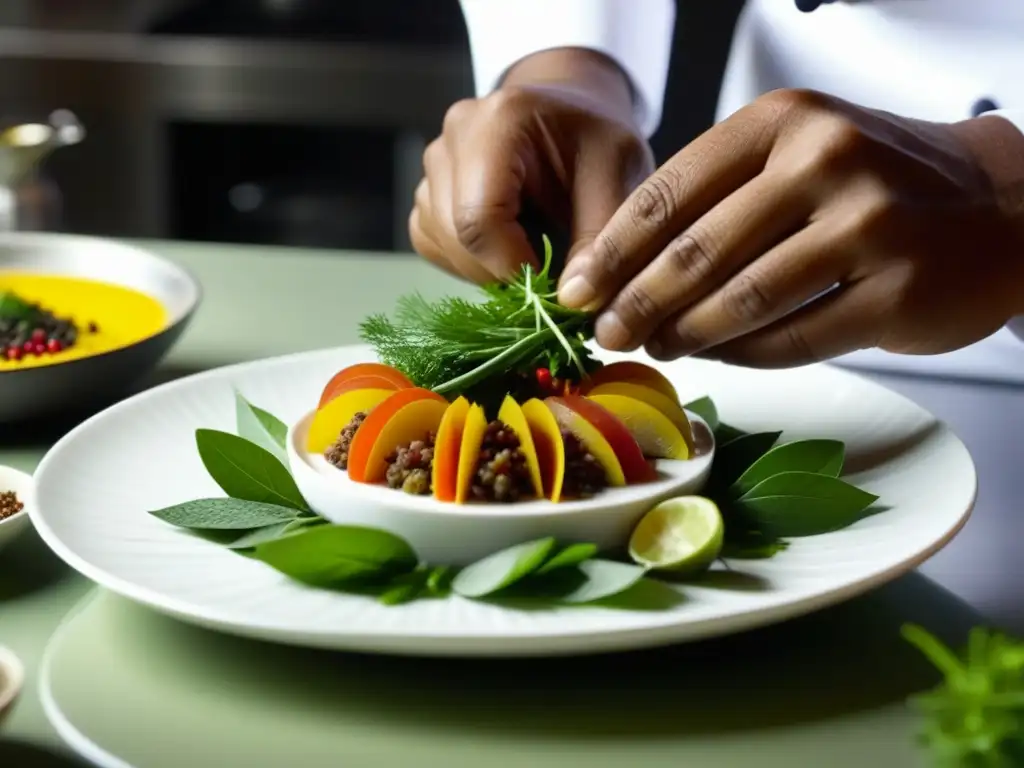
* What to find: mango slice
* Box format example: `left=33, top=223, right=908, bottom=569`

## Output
left=306, top=388, right=394, bottom=453
left=497, top=394, right=543, bottom=499
left=586, top=393, right=690, bottom=459
left=522, top=398, right=566, bottom=502
left=582, top=361, right=680, bottom=402
left=432, top=396, right=470, bottom=502
left=586, top=381, right=694, bottom=451
left=455, top=404, right=488, bottom=503
left=317, top=363, right=413, bottom=408
left=346, top=388, right=447, bottom=482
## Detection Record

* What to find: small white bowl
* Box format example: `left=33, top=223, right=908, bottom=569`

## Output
left=287, top=410, right=715, bottom=565
left=0, top=465, right=33, bottom=552
left=0, top=645, right=24, bottom=726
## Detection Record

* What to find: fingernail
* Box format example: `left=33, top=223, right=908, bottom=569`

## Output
left=595, top=311, right=633, bottom=351
left=646, top=338, right=665, bottom=359
left=558, top=275, right=596, bottom=309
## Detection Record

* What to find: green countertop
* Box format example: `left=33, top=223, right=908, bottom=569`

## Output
left=0, top=239, right=1003, bottom=767
left=0, top=240, right=479, bottom=750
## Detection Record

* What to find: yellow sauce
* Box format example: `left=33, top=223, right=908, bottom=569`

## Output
left=0, top=272, right=168, bottom=370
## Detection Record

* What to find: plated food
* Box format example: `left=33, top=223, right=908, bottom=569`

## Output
left=0, top=233, right=200, bottom=422
left=0, top=274, right=166, bottom=368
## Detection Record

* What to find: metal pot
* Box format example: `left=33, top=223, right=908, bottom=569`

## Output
left=0, top=110, right=84, bottom=232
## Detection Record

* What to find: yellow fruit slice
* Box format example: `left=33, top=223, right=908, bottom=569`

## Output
left=587, top=381, right=694, bottom=450
left=433, top=397, right=470, bottom=502
left=306, top=388, right=393, bottom=453
left=497, top=394, right=543, bottom=499
left=587, top=393, right=689, bottom=459
left=545, top=399, right=626, bottom=487
left=455, top=404, right=488, bottom=503
left=359, top=398, right=449, bottom=484
left=522, top=398, right=566, bottom=502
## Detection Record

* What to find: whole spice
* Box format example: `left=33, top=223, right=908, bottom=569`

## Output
left=0, top=490, right=24, bottom=520
left=0, top=290, right=91, bottom=364
left=471, top=420, right=534, bottom=502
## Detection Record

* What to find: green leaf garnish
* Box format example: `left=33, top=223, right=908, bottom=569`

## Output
left=708, top=431, right=782, bottom=491
left=235, top=391, right=289, bottom=465
left=359, top=235, right=598, bottom=402
left=903, top=623, right=1024, bottom=766
left=195, top=428, right=309, bottom=512
left=549, top=559, right=648, bottom=604
left=253, top=525, right=419, bottom=587
left=729, top=439, right=845, bottom=497
left=148, top=498, right=300, bottom=529
left=451, top=537, right=558, bottom=598
left=0, top=290, right=37, bottom=321
left=536, top=542, right=600, bottom=574
left=732, top=471, right=879, bottom=537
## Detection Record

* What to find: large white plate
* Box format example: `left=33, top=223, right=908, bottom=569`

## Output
left=29, top=345, right=976, bottom=657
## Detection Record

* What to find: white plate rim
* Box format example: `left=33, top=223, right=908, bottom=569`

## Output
left=27, top=346, right=978, bottom=654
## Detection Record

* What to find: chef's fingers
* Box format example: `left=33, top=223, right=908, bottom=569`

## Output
left=423, top=141, right=506, bottom=285
left=444, top=110, right=539, bottom=281
left=643, top=218, right=846, bottom=359
left=567, top=136, right=652, bottom=265
left=409, top=181, right=461, bottom=279
left=591, top=170, right=813, bottom=352
left=556, top=101, right=784, bottom=311
left=685, top=276, right=887, bottom=368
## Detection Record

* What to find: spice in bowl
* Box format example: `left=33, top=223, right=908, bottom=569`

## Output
left=0, top=489, right=23, bottom=520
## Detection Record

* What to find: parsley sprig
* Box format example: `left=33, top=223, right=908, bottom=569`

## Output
left=903, top=624, right=1024, bottom=766
left=359, top=236, right=598, bottom=402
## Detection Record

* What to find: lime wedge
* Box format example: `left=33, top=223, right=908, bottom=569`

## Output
left=628, top=496, right=724, bottom=576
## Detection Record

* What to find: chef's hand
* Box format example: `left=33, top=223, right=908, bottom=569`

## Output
left=410, top=48, right=653, bottom=283
left=558, top=88, right=1024, bottom=367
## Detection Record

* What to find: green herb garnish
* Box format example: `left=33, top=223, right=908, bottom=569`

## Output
left=0, top=290, right=37, bottom=322
left=903, top=624, right=1024, bottom=766
left=359, top=235, right=598, bottom=404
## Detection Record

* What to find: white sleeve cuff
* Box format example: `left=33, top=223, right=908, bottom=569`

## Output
left=458, top=0, right=675, bottom=138
left=986, top=110, right=1024, bottom=342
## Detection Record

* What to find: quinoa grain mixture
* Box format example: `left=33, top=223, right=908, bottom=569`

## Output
left=0, top=490, right=24, bottom=520
left=324, top=412, right=368, bottom=470
left=385, top=435, right=436, bottom=495
left=560, top=429, right=608, bottom=498
left=471, top=420, right=534, bottom=502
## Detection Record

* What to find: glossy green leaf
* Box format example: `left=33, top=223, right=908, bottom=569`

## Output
left=730, top=439, right=845, bottom=497
left=149, top=497, right=299, bottom=529
left=734, top=471, right=879, bottom=537
left=709, top=431, right=782, bottom=491
left=536, top=542, right=599, bottom=574
left=451, top=537, right=557, bottom=598
left=682, top=396, right=719, bottom=429
left=253, top=524, right=418, bottom=586
left=554, top=560, right=648, bottom=604
left=235, top=392, right=289, bottom=465
left=195, top=428, right=308, bottom=511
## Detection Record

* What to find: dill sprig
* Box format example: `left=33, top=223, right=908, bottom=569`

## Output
left=903, top=623, right=1024, bottom=766
left=360, top=235, right=599, bottom=402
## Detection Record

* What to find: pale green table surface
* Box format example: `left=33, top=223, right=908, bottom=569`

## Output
left=0, top=239, right=1016, bottom=767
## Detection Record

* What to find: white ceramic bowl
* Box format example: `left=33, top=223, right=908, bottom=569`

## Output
left=287, top=410, right=715, bottom=565
left=0, top=645, right=24, bottom=726
left=0, top=465, right=33, bottom=552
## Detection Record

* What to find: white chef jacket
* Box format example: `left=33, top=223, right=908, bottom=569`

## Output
left=458, top=0, right=1024, bottom=384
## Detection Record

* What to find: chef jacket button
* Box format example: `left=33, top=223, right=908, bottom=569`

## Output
left=795, top=0, right=835, bottom=11
left=971, top=98, right=1000, bottom=117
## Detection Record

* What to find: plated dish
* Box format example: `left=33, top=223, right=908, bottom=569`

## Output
left=0, top=233, right=200, bottom=422
left=28, top=242, right=976, bottom=656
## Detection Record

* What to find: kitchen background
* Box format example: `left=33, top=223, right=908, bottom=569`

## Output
left=0, top=0, right=745, bottom=252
